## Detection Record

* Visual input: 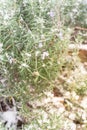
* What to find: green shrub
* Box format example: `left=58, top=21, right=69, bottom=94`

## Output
left=0, top=0, right=69, bottom=89
left=61, top=0, right=87, bottom=27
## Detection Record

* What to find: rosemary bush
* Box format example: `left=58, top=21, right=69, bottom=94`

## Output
left=0, top=0, right=68, bottom=89
left=0, top=0, right=86, bottom=89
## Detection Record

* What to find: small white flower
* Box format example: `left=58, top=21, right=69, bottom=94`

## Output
left=23, top=0, right=27, bottom=6
left=41, top=51, right=49, bottom=60
left=58, top=32, right=63, bottom=39
left=42, top=64, right=46, bottom=67
left=0, top=43, right=3, bottom=48
left=48, top=10, right=55, bottom=17
left=39, top=0, right=42, bottom=3
left=25, top=53, right=31, bottom=57
left=0, top=43, right=3, bottom=52
left=35, top=51, right=40, bottom=57
left=4, top=13, right=9, bottom=20
left=9, top=57, right=14, bottom=64
left=41, top=35, right=45, bottom=40
left=72, top=9, right=78, bottom=13
left=38, top=42, right=43, bottom=48
left=21, top=63, right=28, bottom=68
